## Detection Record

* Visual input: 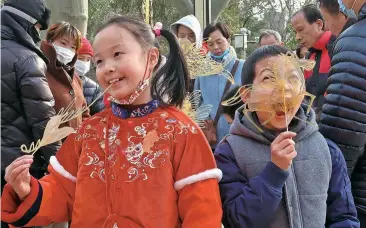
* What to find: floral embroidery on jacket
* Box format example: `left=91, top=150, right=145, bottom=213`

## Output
left=77, top=106, right=199, bottom=184
left=84, top=152, right=106, bottom=182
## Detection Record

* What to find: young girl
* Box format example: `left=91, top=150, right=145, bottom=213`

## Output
left=215, top=45, right=359, bottom=227
left=40, top=21, right=90, bottom=128
left=1, top=16, right=222, bottom=227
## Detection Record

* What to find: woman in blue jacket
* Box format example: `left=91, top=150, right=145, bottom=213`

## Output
left=194, top=22, right=244, bottom=150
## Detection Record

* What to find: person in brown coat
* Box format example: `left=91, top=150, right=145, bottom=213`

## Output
left=40, top=21, right=90, bottom=129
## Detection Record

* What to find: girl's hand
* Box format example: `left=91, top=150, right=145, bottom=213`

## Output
left=4, top=155, right=33, bottom=201
left=270, top=131, right=297, bottom=171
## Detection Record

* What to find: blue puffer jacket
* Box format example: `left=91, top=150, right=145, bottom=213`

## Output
left=319, top=3, right=366, bottom=216
left=80, top=75, right=104, bottom=116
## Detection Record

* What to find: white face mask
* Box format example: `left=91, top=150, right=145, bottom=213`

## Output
left=75, top=60, right=91, bottom=76
left=52, top=43, right=75, bottom=65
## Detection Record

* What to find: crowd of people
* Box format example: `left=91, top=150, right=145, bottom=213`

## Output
left=1, top=0, right=366, bottom=227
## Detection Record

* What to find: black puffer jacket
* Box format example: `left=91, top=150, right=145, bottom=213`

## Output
left=80, top=75, right=104, bottom=115
left=1, top=12, right=60, bottom=180
left=319, top=3, right=366, bottom=216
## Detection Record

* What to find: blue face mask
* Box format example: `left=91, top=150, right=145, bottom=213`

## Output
left=338, top=0, right=358, bottom=19
left=209, top=48, right=230, bottom=60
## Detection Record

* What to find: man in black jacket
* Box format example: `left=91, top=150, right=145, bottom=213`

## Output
left=319, top=0, right=366, bottom=225
left=1, top=0, right=60, bottom=190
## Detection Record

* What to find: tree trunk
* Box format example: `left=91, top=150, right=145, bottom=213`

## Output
left=44, top=0, right=88, bottom=36
left=211, top=0, right=230, bottom=22
left=142, top=0, right=154, bottom=26
left=149, top=0, right=154, bottom=25
left=172, top=0, right=230, bottom=22
left=173, top=0, right=194, bottom=17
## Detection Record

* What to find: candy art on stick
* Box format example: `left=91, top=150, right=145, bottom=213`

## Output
left=21, top=83, right=114, bottom=155
left=181, top=90, right=213, bottom=128
left=222, top=52, right=316, bottom=132
left=178, top=38, right=235, bottom=84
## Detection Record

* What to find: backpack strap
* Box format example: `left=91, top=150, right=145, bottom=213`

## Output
left=213, top=60, right=239, bottom=125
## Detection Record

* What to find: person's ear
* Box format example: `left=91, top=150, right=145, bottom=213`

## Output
left=241, top=93, right=249, bottom=103
left=148, top=47, right=159, bottom=70
left=281, top=42, right=285, bottom=46
left=226, top=37, right=231, bottom=46
left=316, top=19, right=324, bottom=31
left=339, top=12, right=348, bottom=24
left=240, top=86, right=250, bottom=103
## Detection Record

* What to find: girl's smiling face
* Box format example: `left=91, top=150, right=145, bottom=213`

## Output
left=245, top=55, right=303, bottom=131
left=93, top=25, right=159, bottom=105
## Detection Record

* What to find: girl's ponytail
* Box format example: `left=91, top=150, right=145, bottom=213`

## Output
left=151, top=29, right=190, bottom=107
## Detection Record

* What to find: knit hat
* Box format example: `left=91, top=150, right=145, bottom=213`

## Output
left=78, top=37, right=94, bottom=57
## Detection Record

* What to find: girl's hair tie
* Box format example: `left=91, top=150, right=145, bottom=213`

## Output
left=153, top=22, right=163, bottom=37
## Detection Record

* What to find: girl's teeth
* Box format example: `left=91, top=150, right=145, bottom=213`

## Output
left=109, top=79, right=119, bottom=84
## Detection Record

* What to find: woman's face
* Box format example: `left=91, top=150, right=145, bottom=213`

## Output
left=177, top=25, right=196, bottom=44
left=53, top=35, right=77, bottom=52
left=78, top=54, right=92, bottom=62
left=206, top=30, right=230, bottom=56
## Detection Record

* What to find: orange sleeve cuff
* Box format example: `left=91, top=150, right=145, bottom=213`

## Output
left=1, top=177, right=42, bottom=227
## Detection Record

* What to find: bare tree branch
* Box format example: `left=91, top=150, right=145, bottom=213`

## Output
left=242, top=16, right=251, bottom=27
left=279, top=0, right=285, bottom=10
left=266, top=0, right=277, bottom=11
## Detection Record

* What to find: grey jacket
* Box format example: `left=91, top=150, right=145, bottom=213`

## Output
left=227, top=106, right=331, bottom=227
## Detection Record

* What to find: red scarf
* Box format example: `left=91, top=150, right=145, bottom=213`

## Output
left=304, top=31, right=332, bottom=80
